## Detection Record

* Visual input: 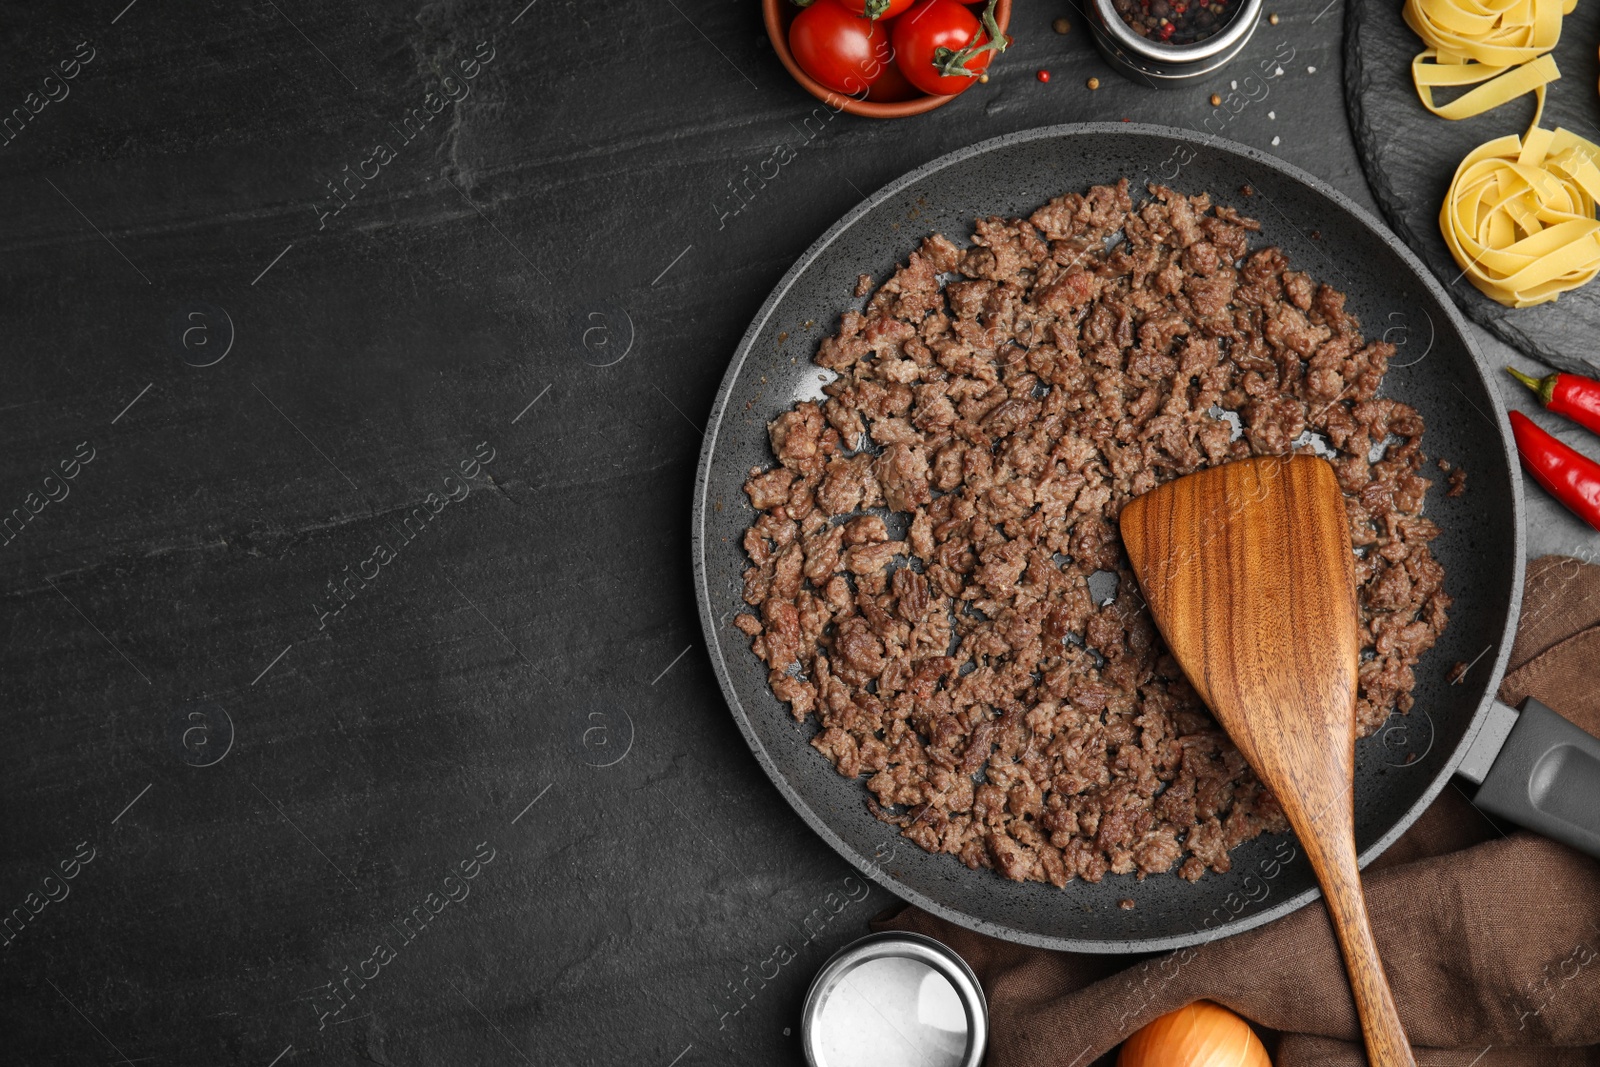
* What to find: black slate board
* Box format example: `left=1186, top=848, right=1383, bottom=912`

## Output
left=1344, top=0, right=1600, bottom=374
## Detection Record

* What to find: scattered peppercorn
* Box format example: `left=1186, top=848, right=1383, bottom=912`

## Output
left=1210, top=93, right=1222, bottom=105
left=1037, top=69, right=1051, bottom=82
left=978, top=72, right=989, bottom=83
left=1087, top=76, right=1100, bottom=89
left=1269, top=11, right=1280, bottom=22
left=1053, top=16, right=1071, bottom=32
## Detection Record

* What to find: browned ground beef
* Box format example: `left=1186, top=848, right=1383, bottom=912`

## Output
left=734, top=181, right=1452, bottom=887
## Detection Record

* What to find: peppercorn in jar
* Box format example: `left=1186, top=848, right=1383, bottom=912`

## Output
left=1111, top=0, right=1235, bottom=44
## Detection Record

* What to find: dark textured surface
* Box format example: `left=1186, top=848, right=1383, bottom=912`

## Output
left=696, top=123, right=1522, bottom=954
left=0, top=1, right=1589, bottom=1065
left=1345, top=0, right=1600, bottom=374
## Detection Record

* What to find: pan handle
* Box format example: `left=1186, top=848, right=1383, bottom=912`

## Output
left=1467, top=698, right=1600, bottom=859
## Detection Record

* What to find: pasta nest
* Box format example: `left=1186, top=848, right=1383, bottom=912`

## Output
left=1404, top=0, right=1575, bottom=122
left=1440, top=126, right=1600, bottom=307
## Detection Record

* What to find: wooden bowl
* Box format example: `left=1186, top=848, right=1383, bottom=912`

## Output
left=762, top=0, right=1014, bottom=119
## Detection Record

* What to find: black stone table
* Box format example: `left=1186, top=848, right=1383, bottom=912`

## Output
left=0, top=2, right=1589, bottom=1065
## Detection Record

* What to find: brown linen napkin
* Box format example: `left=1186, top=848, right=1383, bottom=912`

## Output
left=873, top=555, right=1600, bottom=1066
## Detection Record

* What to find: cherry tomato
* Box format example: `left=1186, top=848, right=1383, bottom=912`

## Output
left=839, top=0, right=915, bottom=18
left=892, top=0, right=996, bottom=96
left=790, top=0, right=890, bottom=95
left=866, top=57, right=919, bottom=101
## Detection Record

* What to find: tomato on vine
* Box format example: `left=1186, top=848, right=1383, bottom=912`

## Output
left=789, top=0, right=892, bottom=94
left=866, top=56, right=919, bottom=101
left=840, top=0, right=916, bottom=18
left=891, top=0, right=1008, bottom=96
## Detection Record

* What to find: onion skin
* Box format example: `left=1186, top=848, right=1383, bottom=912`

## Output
left=1117, top=1001, right=1273, bottom=1067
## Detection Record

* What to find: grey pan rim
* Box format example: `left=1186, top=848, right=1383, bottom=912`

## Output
left=691, top=122, right=1526, bottom=954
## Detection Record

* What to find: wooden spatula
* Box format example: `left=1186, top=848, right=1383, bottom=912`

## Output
left=1119, top=454, right=1414, bottom=1067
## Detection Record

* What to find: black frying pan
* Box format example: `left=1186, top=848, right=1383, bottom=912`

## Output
left=692, top=124, right=1600, bottom=953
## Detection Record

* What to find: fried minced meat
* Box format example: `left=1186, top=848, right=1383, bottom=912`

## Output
left=735, top=181, right=1451, bottom=887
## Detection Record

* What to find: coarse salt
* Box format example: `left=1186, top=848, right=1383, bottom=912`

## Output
left=812, top=958, right=967, bottom=1067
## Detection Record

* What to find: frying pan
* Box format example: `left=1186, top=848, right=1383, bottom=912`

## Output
left=692, top=123, right=1599, bottom=953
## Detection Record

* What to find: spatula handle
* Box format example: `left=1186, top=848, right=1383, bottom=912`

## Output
left=1299, top=820, right=1416, bottom=1067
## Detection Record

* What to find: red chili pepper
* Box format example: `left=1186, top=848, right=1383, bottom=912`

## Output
left=1506, top=365, right=1600, bottom=436
left=1509, top=410, right=1600, bottom=531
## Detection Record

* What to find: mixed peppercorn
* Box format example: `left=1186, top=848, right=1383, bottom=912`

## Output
left=1111, top=0, right=1237, bottom=45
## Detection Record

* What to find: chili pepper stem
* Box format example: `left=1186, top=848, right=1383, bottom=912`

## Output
left=1505, top=365, right=1557, bottom=406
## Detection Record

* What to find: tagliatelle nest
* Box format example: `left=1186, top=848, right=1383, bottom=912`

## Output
left=1404, top=0, right=1600, bottom=307
left=1405, top=0, right=1574, bottom=124
left=1441, top=126, right=1600, bottom=307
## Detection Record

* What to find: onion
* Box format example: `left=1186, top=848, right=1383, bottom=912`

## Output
left=1117, top=1000, right=1272, bottom=1067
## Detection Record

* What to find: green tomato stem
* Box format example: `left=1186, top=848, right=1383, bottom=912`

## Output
left=931, top=0, right=1009, bottom=79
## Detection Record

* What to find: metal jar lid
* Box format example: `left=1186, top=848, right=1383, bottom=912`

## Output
left=1087, top=0, right=1264, bottom=85
left=800, top=931, right=987, bottom=1067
